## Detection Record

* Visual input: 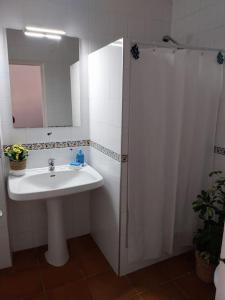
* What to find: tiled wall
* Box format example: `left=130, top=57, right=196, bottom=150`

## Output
left=171, top=0, right=225, bottom=173
left=0, top=0, right=172, bottom=147
left=0, top=0, right=172, bottom=268
left=88, top=41, right=123, bottom=274
left=8, top=191, right=91, bottom=251
left=0, top=132, right=11, bottom=268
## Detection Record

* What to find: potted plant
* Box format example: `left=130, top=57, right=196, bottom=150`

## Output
left=4, top=144, right=28, bottom=176
left=192, top=171, right=225, bottom=283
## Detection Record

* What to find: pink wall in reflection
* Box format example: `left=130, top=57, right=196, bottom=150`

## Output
left=9, top=64, right=44, bottom=128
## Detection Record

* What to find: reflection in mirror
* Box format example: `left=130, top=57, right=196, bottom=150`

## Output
left=6, top=28, right=80, bottom=128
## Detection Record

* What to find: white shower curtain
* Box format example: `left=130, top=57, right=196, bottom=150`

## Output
left=128, top=48, right=223, bottom=263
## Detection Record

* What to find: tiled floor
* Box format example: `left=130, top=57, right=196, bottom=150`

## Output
left=0, top=235, right=215, bottom=300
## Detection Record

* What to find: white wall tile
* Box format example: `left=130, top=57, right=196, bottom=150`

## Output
left=0, top=151, right=12, bottom=268
left=0, top=0, right=171, bottom=265
left=89, top=41, right=123, bottom=154
left=89, top=147, right=121, bottom=273
left=8, top=191, right=90, bottom=252
left=88, top=40, right=124, bottom=273
left=0, top=232, right=12, bottom=268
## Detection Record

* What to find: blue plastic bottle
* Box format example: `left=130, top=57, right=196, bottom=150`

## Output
left=76, top=149, right=85, bottom=165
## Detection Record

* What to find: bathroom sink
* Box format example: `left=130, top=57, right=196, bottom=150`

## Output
left=8, top=164, right=103, bottom=267
left=8, top=165, right=103, bottom=201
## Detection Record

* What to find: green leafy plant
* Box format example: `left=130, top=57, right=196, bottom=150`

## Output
left=192, top=171, right=225, bottom=266
left=4, top=144, right=28, bottom=161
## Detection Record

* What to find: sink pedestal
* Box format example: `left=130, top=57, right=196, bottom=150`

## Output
left=45, top=198, right=69, bottom=266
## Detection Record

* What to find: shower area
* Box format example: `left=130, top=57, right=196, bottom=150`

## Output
left=123, top=41, right=223, bottom=271
left=120, top=39, right=224, bottom=274
left=88, top=37, right=224, bottom=275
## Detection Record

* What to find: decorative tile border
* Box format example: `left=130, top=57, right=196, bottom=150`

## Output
left=2, top=141, right=223, bottom=162
left=90, top=141, right=122, bottom=162
left=2, top=139, right=128, bottom=163
left=3, top=140, right=90, bottom=151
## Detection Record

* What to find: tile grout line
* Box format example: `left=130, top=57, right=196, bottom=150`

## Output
left=36, top=255, right=48, bottom=300
left=171, top=280, right=190, bottom=300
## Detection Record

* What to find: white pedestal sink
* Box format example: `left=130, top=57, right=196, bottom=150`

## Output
left=8, top=165, right=103, bottom=267
left=45, top=198, right=69, bottom=266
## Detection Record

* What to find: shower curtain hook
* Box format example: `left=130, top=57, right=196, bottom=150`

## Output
left=217, top=51, right=224, bottom=65
left=131, top=44, right=140, bottom=60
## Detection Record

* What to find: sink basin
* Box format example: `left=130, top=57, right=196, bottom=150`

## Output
left=8, top=164, right=103, bottom=267
left=8, top=165, right=103, bottom=201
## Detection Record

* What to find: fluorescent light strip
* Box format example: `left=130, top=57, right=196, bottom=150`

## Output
left=24, top=31, right=45, bottom=38
left=45, top=34, right=61, bottom=40
left=24, top=31, right=62, bottom=40
left=26, top=26, right=66, bottom=35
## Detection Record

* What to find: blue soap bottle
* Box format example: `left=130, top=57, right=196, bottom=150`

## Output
left=76, top=149, right=85, bottom=165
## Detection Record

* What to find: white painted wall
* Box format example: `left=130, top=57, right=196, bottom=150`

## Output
left=0, top=0, right=172, bottom=269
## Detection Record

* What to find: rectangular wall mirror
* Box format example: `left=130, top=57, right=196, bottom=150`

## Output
left=6, top=28, right=80, bottom=128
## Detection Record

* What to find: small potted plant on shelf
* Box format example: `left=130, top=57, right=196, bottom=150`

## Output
left=192, top=171, right=225, bottom=283
left=4, top=144, right=28, bottom=176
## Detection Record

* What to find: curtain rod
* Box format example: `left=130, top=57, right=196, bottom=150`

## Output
left=134, top=41, right=225, bottom=54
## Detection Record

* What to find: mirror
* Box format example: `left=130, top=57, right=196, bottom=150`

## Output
left=6, top=28, right=80, bottom=128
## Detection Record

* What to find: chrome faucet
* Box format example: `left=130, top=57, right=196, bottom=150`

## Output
left=48, top=158, right=55, bottom=172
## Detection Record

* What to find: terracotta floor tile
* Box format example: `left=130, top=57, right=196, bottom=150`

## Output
left=162, top=252, right=195, bottom=280
left=0, top=266, right=15, bottom=277
left=20, top=293, right=46, bottom=300
left=0, top=249, right=39, bottom=277
left=87, top=271, right=137, bottom=300
left=127, top=263, right=170, bottom=293
left=0, top=236, right=212, bottom=300
left=68, top=235, right=98, bottom=257
left=0, top=269, right=43, bottom=300
left=39, top=255, right=84, bottom=290
left=12, top=248, right=39, bottom=272
left=139, top=283, right=186, bottom=300
left=173, top=273, right=215, bottom=300
left=78, top=246, right=112, bottom=277
left=46, top=279, right=93, bottom=300
left=36, top=245, right=48, bottom=257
